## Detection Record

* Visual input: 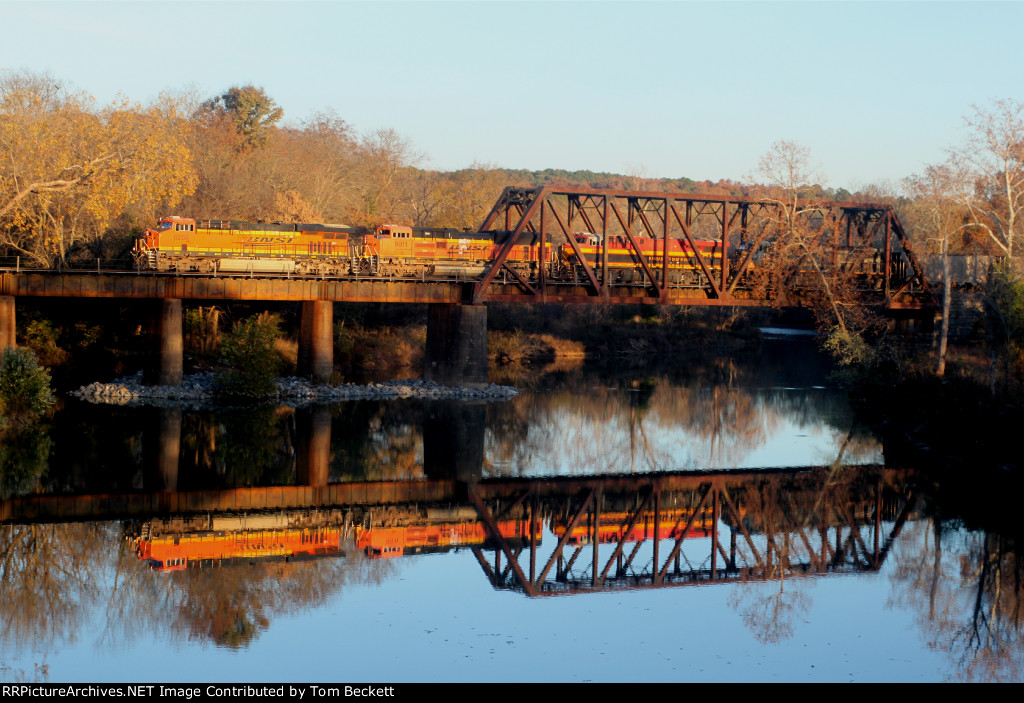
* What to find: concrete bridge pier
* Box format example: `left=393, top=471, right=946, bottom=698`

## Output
left=0, top=296, right=14, bottom=351
left=424, top=304, right=488, bottom=388
left=298, top=300, right=334, bottom=382
left=296, top=405, right=331, bottom=487
left=143, top=407, right=181, bottom=492
left=144, top=298, right=183, bottom=386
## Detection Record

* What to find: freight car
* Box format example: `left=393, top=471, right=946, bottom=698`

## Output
left=134, top=215, right=730, bottom=287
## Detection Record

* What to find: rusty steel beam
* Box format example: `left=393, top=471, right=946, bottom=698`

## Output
left=597, top=488, right=655, bottom=585
left=0, top=273, right=466, bottom=304
left=1, top=465, right=902, bottom=524
left=670, top=203, right=722, bottom=298
left=656, top=483, right=714, bottom=583
left=481, top=293, right=764, bottom=305
left=610, top=202, right=661, bottom=298
left=534, top=489, right=596, bottom=588
left=467, top=486, right=536, bottom=597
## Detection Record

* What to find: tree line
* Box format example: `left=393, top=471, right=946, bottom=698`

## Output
left=0, top=74, right=519, bottom=267
left=2, top=71, right=1019, bottom=264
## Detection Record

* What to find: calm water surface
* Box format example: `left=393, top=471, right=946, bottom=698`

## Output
left=0, top=340, right=1019, bottom=682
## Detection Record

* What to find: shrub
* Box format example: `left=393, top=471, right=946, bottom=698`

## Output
left=22, top=319, right=68, bottom=367
left=0, top=347, right=55, bottom=425
left=334, top=323, right=424, bottom=378
left=822, top=328, right=873, bottom=368
left=489, top=331, right=585, bottom=366
left=185, top=306, right=222, bottom=357
left=215, top=313, right=283, bottom=398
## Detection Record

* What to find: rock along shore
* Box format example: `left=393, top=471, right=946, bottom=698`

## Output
left=70, top=372, right=519, bottom=408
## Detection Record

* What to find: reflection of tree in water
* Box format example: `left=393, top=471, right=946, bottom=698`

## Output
left=0, top=523, right=113, bottom=653
left=330, top=400, right=425, bottom=482
left=728, top=579, right=812, bottom=644
left=119, top=546, right=401, bottom=649
left=484, top=367, right=862, bottom=475
left=43, top=402, right=145, bottom=495
left=0, top=423, right=51, bottom=499
left=1, top=521, right=403, bottom=653
left=889, top=521, right=1024, bottom=682
left=725, top=475, right=814, bottom=643
left=177, top=407, right=296, bottom=488
left=172, top=401, right=430, bottom=486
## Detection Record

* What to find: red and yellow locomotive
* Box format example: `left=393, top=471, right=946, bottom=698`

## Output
left=552, top=508, right=714, bottom=545
left=354, top=517, right=542, bottom=558
left=555, top=232, right=724, bottom=286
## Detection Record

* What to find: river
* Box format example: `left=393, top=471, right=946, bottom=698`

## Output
left=0, top=337, right=1019, bottom=683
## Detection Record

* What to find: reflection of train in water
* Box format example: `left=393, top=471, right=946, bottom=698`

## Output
left=553, top=508, right=714, bottom=545
left=134, top=215, right=729, bottom=287
left=355, top=518, right=542, bottom=558
left=133, top=527, right=343, bottom=572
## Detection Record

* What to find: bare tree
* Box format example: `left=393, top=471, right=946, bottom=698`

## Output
left=355, top=128, right=423, bottom=225
left=949, top=99, right=1024, bottom=257
left=903, top=162, right=975, bottom=375
left=752, top=140, right=861, bottom=334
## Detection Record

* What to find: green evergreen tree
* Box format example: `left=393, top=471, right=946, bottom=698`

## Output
left=215, top=313, right=283, bottom=399
left=0, top=347, right=54, bottom=426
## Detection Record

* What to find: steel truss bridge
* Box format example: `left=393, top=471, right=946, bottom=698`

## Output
left=474, top=186, right=932, bottom=309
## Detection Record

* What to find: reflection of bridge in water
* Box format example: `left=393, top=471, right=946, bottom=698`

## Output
left=466, top=469, right=916, bottom=596
left=1, top=463, right=917, bottom=597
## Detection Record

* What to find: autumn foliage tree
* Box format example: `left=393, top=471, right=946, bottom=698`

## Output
left=0, top=72, right=197, bottom=265
left=198, top=85, right=283, bottom=151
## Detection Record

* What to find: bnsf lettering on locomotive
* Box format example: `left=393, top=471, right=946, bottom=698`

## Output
left=242, top=235, right=296, bottom=244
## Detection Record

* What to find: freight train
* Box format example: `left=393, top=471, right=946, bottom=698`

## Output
left=134, top=215, right=729, bottom=287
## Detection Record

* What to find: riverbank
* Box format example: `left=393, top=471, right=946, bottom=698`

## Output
left=846, top=344, right=1024, bottom=474
left=70, top=372, right=519, bottom=408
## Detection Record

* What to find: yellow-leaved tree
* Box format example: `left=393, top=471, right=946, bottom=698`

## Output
left=0, top=72, right=197, bottom=266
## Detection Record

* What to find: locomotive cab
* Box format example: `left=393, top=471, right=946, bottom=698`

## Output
left=154, top=216, right=198, bottom=236
left=376, top=224, right=412, bottom=238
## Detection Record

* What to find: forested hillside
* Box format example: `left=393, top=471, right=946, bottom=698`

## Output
left=0, top=72, right=1018, bottom=269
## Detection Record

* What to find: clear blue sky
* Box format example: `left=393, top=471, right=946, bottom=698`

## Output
left=4, top=1, right=1021, bottom=190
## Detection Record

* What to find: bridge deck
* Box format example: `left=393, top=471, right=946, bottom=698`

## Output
left=0, top=271, right=928, bottom=308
